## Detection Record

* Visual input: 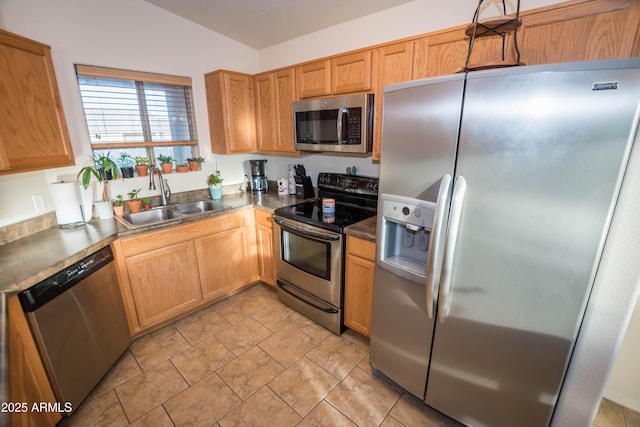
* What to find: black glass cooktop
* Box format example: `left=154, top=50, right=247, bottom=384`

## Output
left=274, top=199, right=376, bottom=233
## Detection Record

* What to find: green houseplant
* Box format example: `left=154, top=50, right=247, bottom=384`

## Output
left=134, top=156, right=150, bottom=177
left=126, top=188, right=142, bottom=213
left=76, top=152, right=120, bottom=202
left=207, top=171, right=223, bottom=200
left=113, top=194, right=124, bottom=216
left=157, top=154, right=174, bottom=174
left=118, top=152, right=135, bottom=178
left=187, top=156, right=205, bottom=171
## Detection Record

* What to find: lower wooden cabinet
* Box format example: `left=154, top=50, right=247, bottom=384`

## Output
left=7, top=295, right=61, bottom=427
left=113, top=209, right=259, bottom=335
left=125, top=240, right=202, bottom=328
left=197, top=226, right=253, bottom=299
left=344, top=236, right=376, bottom=337
left=254, top=209, right=276, bottom=287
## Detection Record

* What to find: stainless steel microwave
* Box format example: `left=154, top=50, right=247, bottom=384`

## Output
left=293, top=93, right=374, bottom=154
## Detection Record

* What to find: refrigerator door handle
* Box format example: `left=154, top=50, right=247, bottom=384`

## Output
left=425, top=174, right=452, bottom=319
left=438, top=175, right=467, bottom=323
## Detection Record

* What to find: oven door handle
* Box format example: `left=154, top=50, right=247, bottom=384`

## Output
left=274, top=217, right=341, bottom=242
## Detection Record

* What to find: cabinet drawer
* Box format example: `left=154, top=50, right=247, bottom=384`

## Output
left=254, top=209, right=273, bottom=228
left=121, top=211, right=245, bottom=257
left=347, top=236, right=376, bottom=261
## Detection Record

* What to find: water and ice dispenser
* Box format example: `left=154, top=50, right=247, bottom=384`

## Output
left=378, top=194, right=436, bottom=283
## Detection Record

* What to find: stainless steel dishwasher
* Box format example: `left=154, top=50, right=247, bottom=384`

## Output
left=18, top=245, right=131, bottom=416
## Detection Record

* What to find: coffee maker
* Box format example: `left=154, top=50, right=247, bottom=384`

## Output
left=249, top=159, right=268, bottom=193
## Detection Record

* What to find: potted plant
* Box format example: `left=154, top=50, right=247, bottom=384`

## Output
left=118, top=152, right=135, bottom=178
left=157, top=154, right=174, bottom=174
left=126, top=188, right=142, bottom=213
left=134, top=156, right=150, bottom=177
left=187, top=156, right=205, bottom=172
left=141, top=197, right=152, bottom=211
left=94, top=151, right=119, bottom=181
left=113, top=194, right=125, bottom=216
left=176, top=162, right=189, bottom=173
left=207, top=171, right=223, bottom=200
left=77, top=155, right=121, bottom=220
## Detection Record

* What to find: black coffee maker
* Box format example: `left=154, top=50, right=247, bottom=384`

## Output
left=249, top=159, right=268, bottom=193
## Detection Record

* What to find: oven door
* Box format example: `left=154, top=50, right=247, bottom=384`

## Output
left=274, top=216, right=343, bottom=307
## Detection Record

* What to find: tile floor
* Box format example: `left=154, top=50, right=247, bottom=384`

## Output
left=59, top=282, right=638, bottom=427
left=59, top=283, right=461, bottom=427
left=593, top=399, right=640, bottom=427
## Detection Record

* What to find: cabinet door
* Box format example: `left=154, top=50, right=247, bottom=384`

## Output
left=255, top=72, right=277, bottom=152
left=274, top=68, right=297, bottom=153
left=344, top=237, right=376, bottom=337
left=332, top=51, right=373, bottom=94
left=296, top=60, right=331, bottom=99
left=196, top=226, right=252, bottom=301
left=255, top=68, right=297, bottom=153
left=0, top=29, right=74, bottom=174
left=126, top=240, right=202, bottom=329
left=372, top=42, right=414, bottom=160
left=519, top=0, right=640, bottom=65
left=255, top=209, right=276, bottom=286
left=414, top=30, right=503, bottom=79
left=7, top=295, right=61, bottom=427
left=205, top=70, right=256, bottom=153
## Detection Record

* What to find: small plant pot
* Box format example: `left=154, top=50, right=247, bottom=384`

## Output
left=142, top=198, right=151, bottom=210
left=176, top=166, right=189, bottom=173
left=127, top=200, right=142, bottom=213
left=188, top=161, right=200, bottom=172
left=209, top=185, right=222, bottom=200
left=135, top=165, right=149, bottom=177
left=94, top=201, right=114, bottom=220
left=113, top=205, right=124, bottom=217
left=160, top=163, right=173, bottom=174
left=121, top=166, right=134, bottom=178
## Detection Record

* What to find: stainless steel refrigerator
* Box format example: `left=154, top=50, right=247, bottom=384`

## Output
left=369, top=58, right=640, bottom=427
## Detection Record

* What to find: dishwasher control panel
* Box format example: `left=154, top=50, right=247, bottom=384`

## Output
left=19, top=245, right=114, bottom=312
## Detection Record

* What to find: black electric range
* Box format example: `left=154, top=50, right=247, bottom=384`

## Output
left=274, top=172, right=379, bottom=233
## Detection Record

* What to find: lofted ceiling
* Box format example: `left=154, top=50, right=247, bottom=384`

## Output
left=143, top=0, right=415, bottom=49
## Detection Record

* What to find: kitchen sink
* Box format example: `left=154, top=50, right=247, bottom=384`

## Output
left=119, top=207, right=183, bottom=228
left=116, top=200, right=230, bottom=229
left=174, top=200, right=228, bottom=215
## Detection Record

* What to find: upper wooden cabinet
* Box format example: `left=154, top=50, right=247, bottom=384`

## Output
left=254, top=68, right=297, bottom=153
left=372, top=42, right=415, bottom=160
left=205, top=70, right=256, bottom=154
left=0, top=29, right=74, bottom=175
left=518, top=0, right=640, bottom=65
left=296, top=60, right=331, bottom=99
left=296, top=51, right=373, bottom=99
left=332, top=51, right=373, bottom=94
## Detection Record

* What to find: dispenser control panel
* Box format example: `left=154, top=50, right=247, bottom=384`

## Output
left=381, top=194, right=436, bottom=230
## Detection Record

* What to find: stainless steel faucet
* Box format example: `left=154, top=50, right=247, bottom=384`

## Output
left=149, top=165, right=171, bottom=205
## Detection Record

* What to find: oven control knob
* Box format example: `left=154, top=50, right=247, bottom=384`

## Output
left=414, top=209, right=422, bottom=217
left=402, top=206, right=411, bottom=216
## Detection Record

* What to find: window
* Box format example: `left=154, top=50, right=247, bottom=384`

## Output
left=75, top=65, right=198, bottom=172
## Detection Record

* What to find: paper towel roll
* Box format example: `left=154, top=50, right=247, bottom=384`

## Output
left=51, top=182, right=84, bottom=227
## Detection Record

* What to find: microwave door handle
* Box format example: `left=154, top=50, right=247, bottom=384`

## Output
left=437, top=176, right=467, bottom=323
left=425, top=174, right=452, bottom=319
left=337, top=108, right=349, bottom=144
left=337, top=108, right=343, bottom=144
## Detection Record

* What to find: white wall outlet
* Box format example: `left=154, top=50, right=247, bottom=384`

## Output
left=32, top=193, right=47, bottom=213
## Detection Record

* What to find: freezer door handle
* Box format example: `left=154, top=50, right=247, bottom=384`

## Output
left=438, top=175, right=467, bottom=323
left=426, top=174, right=452, bottom=319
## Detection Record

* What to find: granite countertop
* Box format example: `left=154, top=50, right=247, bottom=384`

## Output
left=344, top=215, right=377, bottom=242
left=0, top=191, right=300, bottom=296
